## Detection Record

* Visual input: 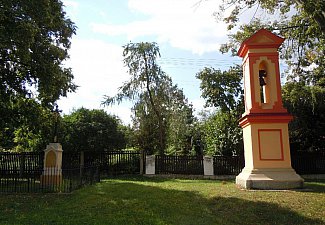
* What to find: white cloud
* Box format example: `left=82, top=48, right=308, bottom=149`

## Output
left=92, top=0, right=227, bottom=54
left=105, top=104, right=133, bottom=125
left=58, top=38, right=132, bottom=123
left=62, top=0, right=79, bottom=20
left=191, top=97, right=205, bottom=111
left=63, top=0, right=79, bottom=8
left=59, top=0, right=228, bottom=124
left=191, top=97, right=216, bottom=121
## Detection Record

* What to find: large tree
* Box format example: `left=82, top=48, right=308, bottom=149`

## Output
left=104, top=42, right=166, bottom=152
left=131, top=79, right=194, bottom=155
left=196, top=65, right=244, bottom=156
left=282, top=82, right=325, bottom=152
left=60, top=108, right=127, bottom=152
left=104, top=42, right=194, bottom=155
left=196, top=65, right=243, bottom=113
left=0, top=0, right=77, bottom=150
left=0, top=0, right=77, bottom=104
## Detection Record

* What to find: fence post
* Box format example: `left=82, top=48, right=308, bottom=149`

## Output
left=19, top=153, right=25, bottom=178
left=80, top=151, right=84, bottom=181
left=203, top=156, right=214, bottom=176
left=140, top=149, right=144, bottom=175
left=145, top=155, right=155, bottom=175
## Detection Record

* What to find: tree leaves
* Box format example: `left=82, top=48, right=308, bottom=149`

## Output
left=104, top=42, right=194, bottom=154
left=215, top=0, right=325, bottom=86
left=196, top=65, right=243, bottom=113
left=0, top=0, right=77, bottom=151
left=282, top=82, right=325, bottom=152
left=0, top=0, right=77, bottom=106
left=196, top=66, right=244, bottom=156
left=60, top=108, right=126, bottom=152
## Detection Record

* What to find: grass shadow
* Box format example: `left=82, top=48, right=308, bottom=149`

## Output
left=0, top=177, right=324, bottom=225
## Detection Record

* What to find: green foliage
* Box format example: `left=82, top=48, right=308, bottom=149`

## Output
left=103, top=42, right=162, bottom=105
left=0, top=97, right=53, bottom=152
left=196, top=66, right=244, bottom=156
left=60, top=108, right=127, bottom=152
left=196, top=65, right=243, bottom=112
left=0, top=0, right=77, bottom=105
left=104, top=42, right=194, bottom=155
left=118, top=124, right=137, bottom=149
left=282, top=82, right=325, bottom=152
left=131, top=77, right=194, bottom=155
left=213, top=0, right=325, bottom=153
left=200, top=110, right=243, bottom=156
left=165, top=89, right=195, bottom=155
left=131, top=96, right=162, bottom=154
left=0, top=0, right=77, bottom=151
left=103, top=42, right=166, bottom=152
left=216, top=0, right=325, bottom=86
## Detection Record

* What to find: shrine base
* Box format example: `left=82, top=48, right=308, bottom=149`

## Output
left=236, top=168, right=304, bottom=190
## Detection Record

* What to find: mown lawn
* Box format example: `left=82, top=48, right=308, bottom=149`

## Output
left=0, top=176, right=324, bottom=225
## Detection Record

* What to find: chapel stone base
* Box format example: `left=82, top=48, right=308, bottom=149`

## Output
left=236, top=168, right=304, bottom=190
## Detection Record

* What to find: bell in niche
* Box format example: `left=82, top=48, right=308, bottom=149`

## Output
left=259, top=70, right=267, bottom=86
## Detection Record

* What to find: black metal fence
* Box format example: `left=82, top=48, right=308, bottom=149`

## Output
left=85, top=150, right=141, bottom=176
left=0, top=150, right=140, bottom=193
left=154, top=153, right=325, bottom=176
left=62, top=151, right=141, bottom=176
left=291, top=152, right=325, bottom=175
left=62, top=151, right=81, bottom=169
left=213, top=156, right=245, bottom=175
left=154, top=155, right=244, bottom=175
left=0, top=166, right=100, bottom=193
left=0, top=152, right=43, bottom=178
left=155, top=155, right=204, bottom=175
left=1, top=150, right=324, bottom=193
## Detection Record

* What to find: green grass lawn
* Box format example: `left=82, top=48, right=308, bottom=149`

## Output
left=0, top=176, right=324, bottom=225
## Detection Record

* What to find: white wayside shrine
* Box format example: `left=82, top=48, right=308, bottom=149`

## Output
left=235, top=29, right=304, bottom=189
left=40, top=143, right=63, bottom=185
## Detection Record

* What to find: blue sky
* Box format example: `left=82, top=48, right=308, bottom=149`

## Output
left=58, top=0, right=242, bottom=124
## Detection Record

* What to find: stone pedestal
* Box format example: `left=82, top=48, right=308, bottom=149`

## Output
left=145, top=155, right=155, bottom=175
left=40, top=143, right=63, bottom=186
left=203, top=156, right=214, bottom=176
left=236, top=168, right=303, bottom=189
left=236, top=116, right=303, bottom=189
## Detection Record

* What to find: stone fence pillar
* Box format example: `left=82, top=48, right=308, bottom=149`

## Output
left=40, top=143, right=63, bottom=185
left=203, top=156, right=214, bottom=176
left=145, top=155, right=155, bottom=175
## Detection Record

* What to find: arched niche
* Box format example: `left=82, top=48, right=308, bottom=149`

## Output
left=258, top=60, right=270, bottom=104
left=253, top=57, right=277, bottom=109
left=45, top=150, right=56, bottom=167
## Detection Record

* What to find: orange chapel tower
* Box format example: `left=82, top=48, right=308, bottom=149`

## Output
left=236, top=29, right=303, bottom=189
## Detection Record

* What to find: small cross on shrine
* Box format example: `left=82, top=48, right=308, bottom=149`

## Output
left=53, top=104, right=62, bottom=143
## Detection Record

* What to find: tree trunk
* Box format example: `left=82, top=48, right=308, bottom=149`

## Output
left=143, top=53, right=165, bottom=155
